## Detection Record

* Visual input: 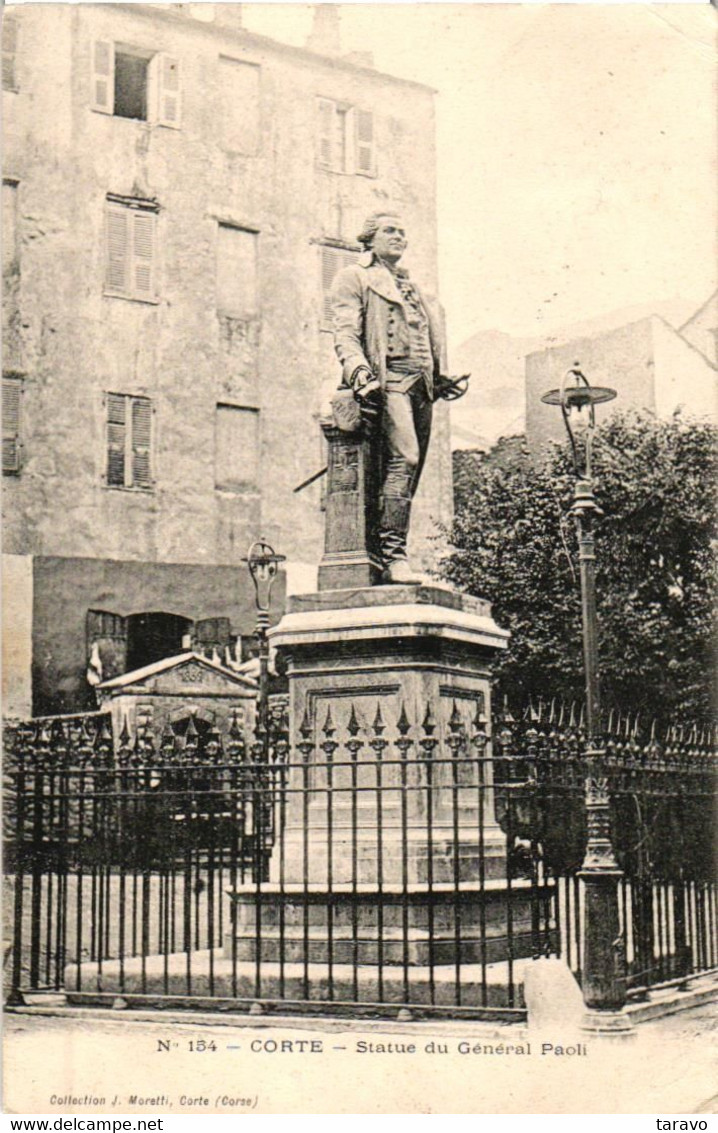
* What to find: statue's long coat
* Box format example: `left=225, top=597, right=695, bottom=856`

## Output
left=330, top=251, right=444, bottom=400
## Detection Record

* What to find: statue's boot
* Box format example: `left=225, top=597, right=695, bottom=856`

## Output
left=383, top=558, right=424, bottom=585
left=379, top=495, right=424, bottom=584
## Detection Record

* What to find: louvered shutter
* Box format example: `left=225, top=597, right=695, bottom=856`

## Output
left=106, top=205, right=129, bottom=293
left=86, top=609, right=128, bottom=682
left=355, top=109, right=375, bottom=176
left=106, top=393, right=126, bottom=486
left=131, top=396, right=152, bottom=487
left=2, top=374, right=22, bottom=474
left=321, top=246, right=359, bottom=326
left=91, top=39, right=114, bottom=114
left=194, top=617, right=231, bottom=648
left=2, top=15, right=18, bottom=91
left=132, top=210, right=155, bottom=298
left=317, top=98, right=334, bottom=169
left=157, top=53, right=181, bottom=128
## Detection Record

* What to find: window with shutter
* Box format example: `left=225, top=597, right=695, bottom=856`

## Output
left=86, top=609, right=128, bottom=683
left=355, top=110, right=375, bottom=176
left=106, top=205, right=129, bottom=293
left=106, top=392, right=127, bottom=486
left=2, top=373, right=22, bottom=475
left=131, top=396, right=152, bottom=487
left=320, top=244, right=359, bottom=328
left=91, top=41, right=181, bottom=128
left=316, top=98, right=376, bottom=176
left=105, top=199, right=158, bottom=302
left=156, top=53, right=181, bottom=128
left=2, top=14, right=18, bottom=92
left=106, top=392, right=153, bottom=489
left=132, top=211, right=155, bottom=297
left=91, top=39, right=114, bottom=113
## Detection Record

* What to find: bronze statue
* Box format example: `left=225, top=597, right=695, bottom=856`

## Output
left=331, top=212, right=468, bottom=584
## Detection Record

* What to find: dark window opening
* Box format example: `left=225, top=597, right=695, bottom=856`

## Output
left=114, top=52, right=148, bottom=120
left=171, top=715, right=213, bottom=740
left=126, top=611, right=191, bottom=673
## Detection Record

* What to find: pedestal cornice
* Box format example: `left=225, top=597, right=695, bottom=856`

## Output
left=270, top=585, right=509, bottom=654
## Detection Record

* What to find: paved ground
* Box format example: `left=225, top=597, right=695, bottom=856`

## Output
left=3, top=996, right=717, bottom=1114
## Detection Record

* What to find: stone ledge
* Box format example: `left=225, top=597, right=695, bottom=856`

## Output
left=270, top=600, right=509, bottom=653
left=287, top=584, right=491, bottom=617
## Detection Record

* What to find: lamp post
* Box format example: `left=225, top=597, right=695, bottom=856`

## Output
left=243, top=539, right=285, bottom=747
left=542, top=365, right=632, bottom=1037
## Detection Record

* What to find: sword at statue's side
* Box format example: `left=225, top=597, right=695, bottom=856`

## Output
left=293, top=375, right=470, bottom=493
left=293, top=466, right=327, bottom=493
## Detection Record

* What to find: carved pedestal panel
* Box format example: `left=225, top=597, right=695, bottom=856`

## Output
left=317, top=422, right=383, bottom=591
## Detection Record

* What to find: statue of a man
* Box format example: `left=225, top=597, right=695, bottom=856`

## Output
left=331, top=212, right=465, bottom=584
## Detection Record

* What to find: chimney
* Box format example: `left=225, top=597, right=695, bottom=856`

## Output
left=213, top=5, right=244, bottom=32
left=306, top=5, right=341, bottom=56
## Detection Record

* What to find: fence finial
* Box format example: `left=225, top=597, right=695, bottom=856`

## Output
left=372, top=702, right=386, bottom=736
left=298, top=705, right=312, bottom=740
left=396, top=701, right=411, bottom=736
left=321, top=705, right=335, bottom=737
left=422, top=702, right=436, bottom=736
left=347, top=703, right=361, bottom=737
left=119, top=716, right=131, bottom=748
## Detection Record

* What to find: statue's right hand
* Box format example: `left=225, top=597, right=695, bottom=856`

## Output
left=352, top=367, right=380, bottom=399
left=354, top=383, right=382, bottom=428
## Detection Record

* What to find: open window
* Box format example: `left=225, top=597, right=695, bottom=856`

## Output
left=91, top=40, right=181, bottom=128
left=316, top=98, right=375, bottom=176
left=126, top=611, right=191, bottom=673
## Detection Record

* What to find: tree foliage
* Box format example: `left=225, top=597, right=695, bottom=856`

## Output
left=443, top=412, right=717, bottom=723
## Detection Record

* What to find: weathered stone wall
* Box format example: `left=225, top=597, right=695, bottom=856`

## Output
left=525, top=316, right=717, bottom=459
left=525, top=318, right=657, bottom=458
left=29, top=555, right=285, bottom=716
left=2, top=554, right=33, bottom=718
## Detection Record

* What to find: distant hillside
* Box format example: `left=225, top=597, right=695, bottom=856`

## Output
left=448, top=297, right=700, bottom=450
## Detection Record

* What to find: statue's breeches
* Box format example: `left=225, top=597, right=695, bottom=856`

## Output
left=379, top=384, right=433, bottom=563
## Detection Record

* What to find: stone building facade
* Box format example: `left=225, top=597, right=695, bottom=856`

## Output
left=525, top=309, right=717, bottom=457
left=2, top=3, right=452, bottom=717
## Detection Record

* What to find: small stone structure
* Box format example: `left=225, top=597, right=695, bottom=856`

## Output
left=94, top=651, right=257, bottom=743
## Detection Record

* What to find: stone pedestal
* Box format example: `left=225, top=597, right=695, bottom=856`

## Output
left=270, top=584, right=509, bottom=886
left=224, top=586, right=552, bottom=971
left=318, top=423, right=383, bottom=590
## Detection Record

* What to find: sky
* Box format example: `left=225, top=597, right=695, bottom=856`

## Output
left=243, top=3, right=717, bottom=351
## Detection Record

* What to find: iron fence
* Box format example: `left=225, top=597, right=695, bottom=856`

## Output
left=3, top=699, right=716, bottom=1018
left=494, top=703, right=717, bottom=996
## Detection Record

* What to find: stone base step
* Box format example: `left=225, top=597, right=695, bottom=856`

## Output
left=224, top=928, right=544, bottom=966
left=64, top=948, right=530, bottom=1009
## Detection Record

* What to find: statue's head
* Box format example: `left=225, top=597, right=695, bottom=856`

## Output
left=358, top=212, right=407, bottom=265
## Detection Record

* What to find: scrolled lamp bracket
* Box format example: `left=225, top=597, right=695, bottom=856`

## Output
left=243, top=540, right=286, bottom=625
left=541, top=363, right=616, bottom=482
